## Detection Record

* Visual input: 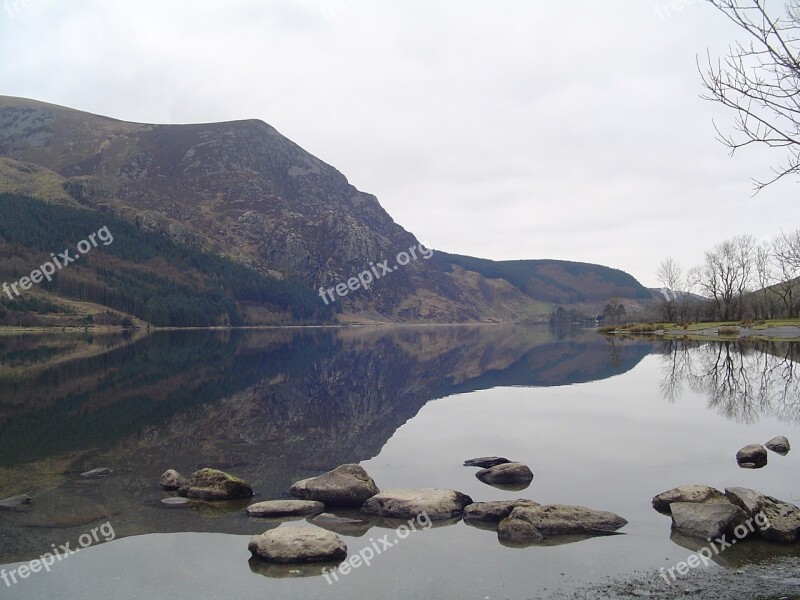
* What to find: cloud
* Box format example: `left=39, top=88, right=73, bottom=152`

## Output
left=1, top=0, right=798, bottom=287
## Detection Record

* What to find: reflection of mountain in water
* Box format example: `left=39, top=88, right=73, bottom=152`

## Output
left=657, top=339, right=800, bottom=423
left=0, top=325, right=652, bottom=562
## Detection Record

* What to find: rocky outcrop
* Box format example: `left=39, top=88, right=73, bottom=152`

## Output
left=178, top=468, right=254, bottom=500
left=736, top=444, right=768, bottom=468
left=669, top=502, right=748, bottom=540
left=361, top=489, right=473, bottom=520
left=475, top=463, right=533, bottom=487
left=289, top=464, right=379, bottom=507
left=652, top=485, right=728, bottom=514
left=463, top=457, right=511, bottom=468
left=246, top=500, right=325, bottom=518
left=248, top=527, right=347, bottom=563
left=463, top=499, right=539, bottom=523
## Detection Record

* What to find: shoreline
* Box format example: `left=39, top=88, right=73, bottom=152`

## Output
left=601, top=322, right=800, bottom=342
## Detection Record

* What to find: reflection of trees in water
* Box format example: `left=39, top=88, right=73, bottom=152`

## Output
left=659, top=339, right=800, bottom=423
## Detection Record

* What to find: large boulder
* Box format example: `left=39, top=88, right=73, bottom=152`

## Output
left=463, top=456, right=511, bottom=468
left=670, top=501, right=748, bottom=540
left=289, top=464, right=379, bottom=507
left=248, top=527, right=347, bottom=563
left=652, top=485, right=729, bottom=514
left=179, top=468, right=254, bottom=500
left=475, top=463, right=533, bottom=487
left=361, top=488, right=473, bottom=520
left=726, top=487, right=800, bottom=543
left=765, top=436, right=790, bottom=455
left=464, top=499, right=540, bottom=523
left=159, top=469, right=187, bottom=491
left=736, top=444, right=768, bottom=468
left=246, top=500, right=325, bottom=518
left=501, top=504, right=628, bottom=536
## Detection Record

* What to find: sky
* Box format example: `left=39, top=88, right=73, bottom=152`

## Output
left=1, top=0, right=798, bottom=287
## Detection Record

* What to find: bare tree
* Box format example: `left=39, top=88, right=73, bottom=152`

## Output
left=701, top=0, right=800, bottom=191
left=772, top=229, right=800, bottom=317
left=753, top=240, right=778, bottom=318
left=694, top=234, right=755, bottom=320
left=657, top=258, right=682, bottom=322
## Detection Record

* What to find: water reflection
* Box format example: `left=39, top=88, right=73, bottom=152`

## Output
left=0, top=325, right=652, bottom=563
left=658, top=339, right=800, bottom=423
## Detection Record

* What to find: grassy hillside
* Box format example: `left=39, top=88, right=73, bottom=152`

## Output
left=0, top=194, right=331, bottom=327
left=436, top=252, right=651, bottom=304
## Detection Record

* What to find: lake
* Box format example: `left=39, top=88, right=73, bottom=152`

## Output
left=1, top=325, right=798, bottom=599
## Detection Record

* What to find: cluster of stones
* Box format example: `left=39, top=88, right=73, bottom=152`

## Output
left=652, top=484, right=800, bottom=543
left=153, top=458, right=628, bottom=566
left=736, top=435, right=790, bottom=469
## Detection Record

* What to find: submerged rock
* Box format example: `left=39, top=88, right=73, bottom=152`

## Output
left=0, top=494, right=32, bottom=510
left=161, top=497, right=190, bottom=508
left=475, top=463, right=533, bottom=487
left=289, top=464, right=379, bottom=507
left=179, top=468, right=253, bottom=500
left=726, top=487, right=800, bottom=543
left=80, top=468, right=112, bottom=478
left=765, top=436, right=790, bottom=455
left=159, top=469, right=187, bottom=490
left=652, top=485, right=729, bottom=514
left=248, top=527, right=347, bottom=563
left=736, top=444, right=768, bottom=468
left=464, top=499, right=540, bottom=523
left=361, top=488, right=473, bottom=520
left=246, top=500, right=325, bottom=518
left=463, top=456, right=511, bottom=468
left=309, top=512, right=373, bottom=537
left=670, top=501, right=748, bottom=540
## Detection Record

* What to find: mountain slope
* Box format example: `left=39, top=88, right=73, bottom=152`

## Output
left=0, top=96, right=651, bottom=323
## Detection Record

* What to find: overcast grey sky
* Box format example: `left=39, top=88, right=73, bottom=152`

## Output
left=1, top=0, right=797, bottom=287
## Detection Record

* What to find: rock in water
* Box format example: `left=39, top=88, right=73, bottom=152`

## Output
left=651, top=485, right=728, bottom=514
left=475, top=463, right=533, bottom=486
left=159, top=469, right=187, bottom=490
left=361, top=488, right=473, bottom=520
left=502, top=505, right=628, bottom=536
left=726, top=487, right=800, bottom=543
left=463, top=456, right=511, bottom=468
left=464, top=499, right=540, bottom=523
left=248, top=527, right=347, bottom=563
left=179, top=468, right=253, bottom=500
left=289, top=464, right=379, bottom=507
left=80, top=468, right=112, bottom=478
left=0, top=494, right=32, bottom=510
left=736, top=444, right=768, bottom=468
left=246, top=500, right=325, bottom=518
left=765, top=436, right=790, bottom=455
left=497, top=515, right=544, bottom=543
left=670, top=502, right=748, bottom=540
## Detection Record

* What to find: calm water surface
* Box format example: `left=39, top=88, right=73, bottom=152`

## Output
left=0, top=325, right=798, bottom=599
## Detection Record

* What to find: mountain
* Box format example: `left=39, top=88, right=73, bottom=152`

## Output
left=0, top=96, right=651, bottom=325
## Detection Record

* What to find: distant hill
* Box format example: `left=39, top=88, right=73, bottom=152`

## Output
left=0, top=96, right=652, bottom=324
